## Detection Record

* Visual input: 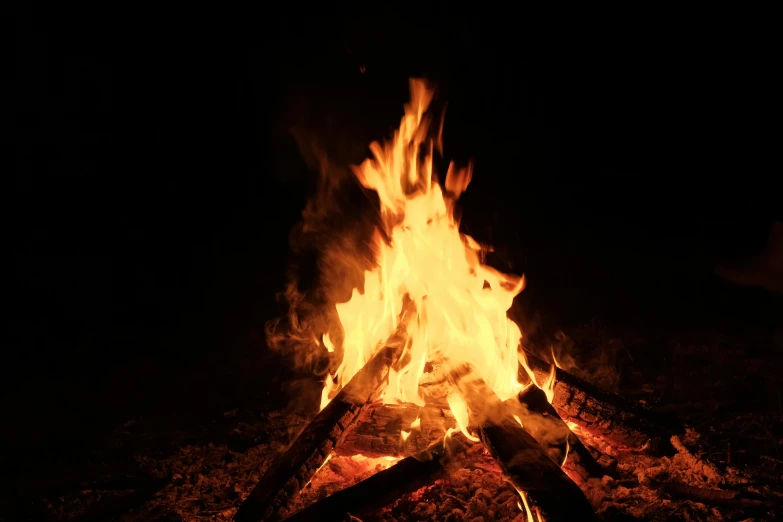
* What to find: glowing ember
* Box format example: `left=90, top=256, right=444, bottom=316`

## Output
left=317, top=79, right=547, bottom=430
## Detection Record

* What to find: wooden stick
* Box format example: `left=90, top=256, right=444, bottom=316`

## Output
left=453, top=372, right=599, bottom=521
left=234, top=305, right=414, bottom=522
left=282, top=433, right=476, bottom=522
left=519, top=349, right=679, bottom=451
left=515, top=385, right=610, bottom=485
left=653, top=480, right=782, bottom=510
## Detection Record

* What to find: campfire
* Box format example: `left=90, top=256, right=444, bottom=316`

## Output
left=232, top=81, right=778, bottom=522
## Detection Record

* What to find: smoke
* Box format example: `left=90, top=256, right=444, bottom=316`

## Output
left=264, top=81, right=447, bottom=382
left=264, top=98, right=382, bottom=379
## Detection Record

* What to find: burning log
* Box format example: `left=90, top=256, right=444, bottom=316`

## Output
left=234, top=304, right=414, bottom=522
left=335, top=402, right=455, bottom=458
left=515, top=384, right=609, bottom=485
left=519, top=349, right=679, bottom=451
left=282, top=433, right=476, bottom=522
left=233, top=347, right=394, bottom=522
left=337, top=390, right=616, bottom=486
left=453, top=372, right=599, bottom=521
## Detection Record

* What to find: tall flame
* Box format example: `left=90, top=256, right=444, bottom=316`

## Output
left=319, top=79, right=527, bottom=420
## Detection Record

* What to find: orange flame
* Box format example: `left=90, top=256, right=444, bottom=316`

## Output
left=318, top=79, right=532, bottom=428
left=516, top=488, right=544, bottom=522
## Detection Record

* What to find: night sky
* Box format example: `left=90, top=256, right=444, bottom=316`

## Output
left=11, top=9, right=780, bottom=458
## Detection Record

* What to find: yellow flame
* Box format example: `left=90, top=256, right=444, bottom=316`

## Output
left=443, top=427, right=458, bottom=448
left=320, top=373, right=338, bottom=411
left=447, top=393, right=480, bottom=443
left=517, top=488, right=535, bottom=522
left=541, top=362, right=557, bottom=404
left=303, top=452, right=333, bottom=488
left=317, top=79, right=527, bottom=426
left=513, top=414, right=524, bottom=428
left=401, top=429, right=411, bottom=441
left=411, top=416, right=421, bottom=429
left=323, top=334, right=335, bottom=353
left=550, top=346, right=561, bottom=368
left=518, top=351, right=557, bottom=404
left=562, top=438, right=570, bottom=467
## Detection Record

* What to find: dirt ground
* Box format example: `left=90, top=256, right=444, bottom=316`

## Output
left=5, top=301, right=782, bottom=521
left=4, top=199, right=782, bottom=522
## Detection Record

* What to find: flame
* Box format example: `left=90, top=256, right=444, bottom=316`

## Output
left=304, top=452, right=333, bottom=488
left=562, top=438, right=570, bottom=467
left=316, top=78, right=530, bottom=427
left=517, top=351, right=558, bottom=404
left=443, top=427, right=458, bottom=448
left=322, top=334, right=335, bottom=353
left=540, top=363, right=557, bottom=404
left=447, top=393, right=480, bottom=442
left=550, top=346, right=561, bottom=369
left=516, top=488, right=535, bottom=522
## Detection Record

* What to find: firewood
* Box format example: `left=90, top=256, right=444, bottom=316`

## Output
left=234, top=305, right=415, bottom=522
left=281, top=433, right=476, bottom=522
left=453, top=372, right=599, bottom=521
left=652, top=480, right=782, bottom=510
left=519, top=349, right=679, bottom=451
left=337, top=390, right=614, bottom=486
left=335, top=402, right=455, bottom=458
left=515, top=385, right=610, bottom=485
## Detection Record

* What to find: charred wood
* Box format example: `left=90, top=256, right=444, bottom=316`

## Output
left=453, top=372, right=599, bottom=521
left=235, top=349, right=402, bottom=521
left=653, top=480, right=782, bottom=510
left=282, top=433, right=476, bottom=522
left=515, top=385, right=610, bottom=485
left=519, top=349, right=679, bottom=451
left=235, top=303, right=415, bottom=522
left=335, top=402, right=455, bottom=458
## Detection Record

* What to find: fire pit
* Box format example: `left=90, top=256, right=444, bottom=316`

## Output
left=230, top=81, right=780, bottom=522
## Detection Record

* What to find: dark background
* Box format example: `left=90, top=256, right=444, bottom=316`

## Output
left=11, top=7, right=780, bottom=484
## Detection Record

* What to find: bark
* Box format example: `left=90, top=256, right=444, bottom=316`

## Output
left=519, top=350, right=678, bottom=451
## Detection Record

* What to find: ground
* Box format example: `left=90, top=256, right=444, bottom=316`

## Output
left=7, top=322, right=782, bottom=521
left=4, top=205, right=782, bottom=521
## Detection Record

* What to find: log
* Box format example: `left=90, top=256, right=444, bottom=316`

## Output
left=235, top=304, right=414, bottom=522
left=282, top=433, right=476, bottom=522
left=335, top=402, right=455, bottom=458
left=652, top=480, right=782, bottom=510
left=515, top=385, right=609, bottom=485
left=453, top=372, right=599, bottom=521
left=519, top=349, right=679, bottom=451
left=336, top=387, right=616, bottom=485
